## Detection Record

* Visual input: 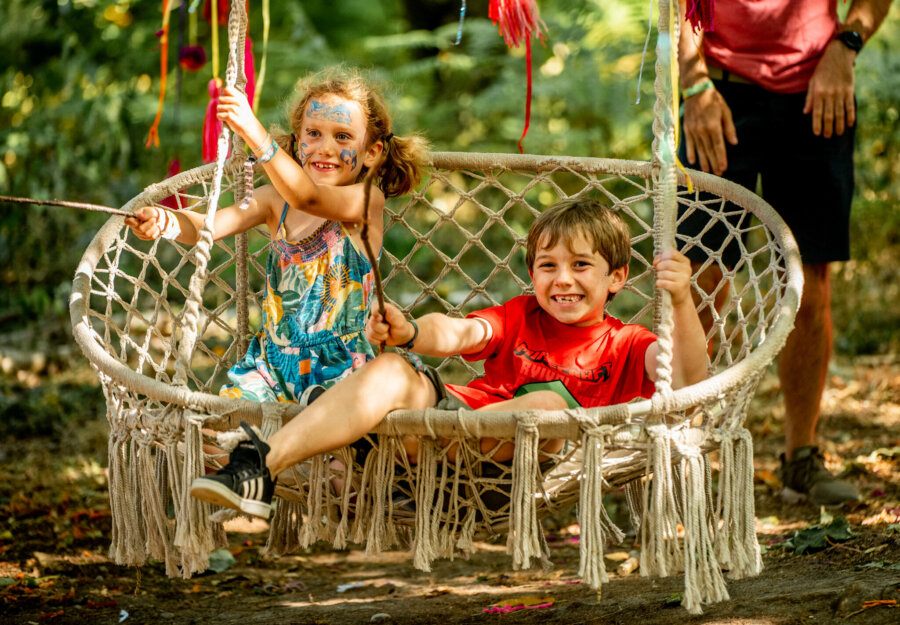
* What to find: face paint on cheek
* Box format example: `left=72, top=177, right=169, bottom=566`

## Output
left=298, top=142, right=311, bottom=167
left=340, top=149, right=358, bottom=169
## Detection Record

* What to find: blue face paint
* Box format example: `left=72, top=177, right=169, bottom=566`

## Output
left=340, top=149, right=358, bottom=169
left=307, top=100, right=353, bottom=126
left=299, top=142, right=311, bottom=167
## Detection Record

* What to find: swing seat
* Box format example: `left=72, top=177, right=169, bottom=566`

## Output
left=71, top=149, right=801, bottom=613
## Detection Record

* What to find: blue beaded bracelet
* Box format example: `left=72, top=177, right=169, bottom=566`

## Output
left=398, top=319, right=418, bottom=350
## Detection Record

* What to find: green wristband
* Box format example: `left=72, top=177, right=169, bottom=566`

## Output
left=681, top=79, right=715, bottom=99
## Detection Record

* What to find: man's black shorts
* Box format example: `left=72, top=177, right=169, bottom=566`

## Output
left=677, top=79, right=855, bottom=266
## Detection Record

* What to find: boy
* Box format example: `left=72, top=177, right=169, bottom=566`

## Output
left=190, top=198, right=708, bottom=519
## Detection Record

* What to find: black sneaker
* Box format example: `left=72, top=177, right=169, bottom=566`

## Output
left=778, top=445, right=859, bottom=506
left=190, top=422, right=276, bottom=519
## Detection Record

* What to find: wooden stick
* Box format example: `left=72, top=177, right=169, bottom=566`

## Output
left=0, top=194, right=131, bottom=218
left=359, top=157, right=388, bottom=355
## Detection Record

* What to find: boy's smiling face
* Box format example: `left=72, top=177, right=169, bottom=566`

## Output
left=297, top=94, right=379, bottom=186
left=529, top=230, right=628, bottom=327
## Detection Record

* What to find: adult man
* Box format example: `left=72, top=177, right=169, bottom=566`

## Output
left=677, top=0, right=891, bottom=505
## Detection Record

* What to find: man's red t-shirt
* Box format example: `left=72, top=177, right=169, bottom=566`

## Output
left=702, top=0, right=839, bottom=93
left=445, top=295, right=658, bottom=409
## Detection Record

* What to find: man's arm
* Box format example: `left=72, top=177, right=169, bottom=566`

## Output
left=366, top=303, right=492, bottom=358
left=677, top=7, right=738, bottom=175
left=804, top=0, right=892, bottom=137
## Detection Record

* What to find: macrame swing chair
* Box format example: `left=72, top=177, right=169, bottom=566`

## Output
left=70, top=0, right=802, bottom=615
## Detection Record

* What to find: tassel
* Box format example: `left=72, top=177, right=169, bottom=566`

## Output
left=203, top=0, right=229, bottom=26
left=679, top=445, right=729, bottom=614
left=300, top=455, right=327, bottom=548
left=640, top=424, right=683, bottom=578
left=578, top=425, right=613, bottom=588
left=178, top=45, right=207, bottom=71
left=202, top=78, right=224, bottom=163
left=363, top=436, right=394, bottom=555
left=506, top=413, right=548, bottom=570
left=243, top=35, right=257, bottom=112
left=412, top=439, right=439, bottom=572
left=146, top=0, right=173, bottom=148
left=488, top=0, right=547, bottom=153
left=685, top=0, right=715, bottom=33
left=714, top=429, right=762, bottom=579
left=173, top=417, right=214, bottom=577
left=159, top=158, right=183, bottom=210
left=266, top=499, right=303, bottom=555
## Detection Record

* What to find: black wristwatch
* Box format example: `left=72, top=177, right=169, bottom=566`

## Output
left=836, top=30, right=864, bottom=53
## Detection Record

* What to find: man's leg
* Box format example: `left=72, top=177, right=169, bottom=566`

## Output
left=776, top=264, right=858, bottom=505
left=779, top=263, right=831, bottom=457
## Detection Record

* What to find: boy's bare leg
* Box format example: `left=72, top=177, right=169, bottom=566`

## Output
left=264, top=352, right=437, bottom=477
left=455, top=390, right=568, bottom=464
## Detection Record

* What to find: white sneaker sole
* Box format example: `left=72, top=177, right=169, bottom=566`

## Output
left=190, top=477, right=274, bottom=520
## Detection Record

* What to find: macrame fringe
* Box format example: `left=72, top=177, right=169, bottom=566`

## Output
left=640, top=424, right=683, bottom=578
left=678, top=444, right=728, bottom=614
left=332, top=448, right=355, bottom=550
left=413, top=438, right=439, bottom=571
left=578, top=425, right=613, bottom=588
left=173, top=417, right=214, bottom=577
left=507, top=414, right=549, bottom=570
left=300, top=454, right=327, bottom=548
left=266, top=499, right=303, bottom=555
left=714, top=428, right=762, bottom=579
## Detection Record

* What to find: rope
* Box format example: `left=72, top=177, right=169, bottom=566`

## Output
left=173, top=0, right=249, bottom=385
left=650, top=0, right=679, bottom=402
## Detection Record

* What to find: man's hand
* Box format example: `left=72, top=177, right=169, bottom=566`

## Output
left=366, top=303, right=416, bottom=347
left=682, top=87, right=739, bottom=176
left=803, top=40, right=857, bottom=138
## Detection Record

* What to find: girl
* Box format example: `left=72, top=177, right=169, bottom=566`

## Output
left=126, top=69, right=428, bottom=403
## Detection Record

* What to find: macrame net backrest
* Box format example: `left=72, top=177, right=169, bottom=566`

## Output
left=69, top=0, right=802, bottom=615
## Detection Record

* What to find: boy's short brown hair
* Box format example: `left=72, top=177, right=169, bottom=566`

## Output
left=525, top=198, right=631, bottom=272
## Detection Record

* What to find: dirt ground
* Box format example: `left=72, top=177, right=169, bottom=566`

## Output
left=1, top=356, right=899, bottom=624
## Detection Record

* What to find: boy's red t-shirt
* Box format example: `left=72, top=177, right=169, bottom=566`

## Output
left=445, top=295, right=658, bottom=409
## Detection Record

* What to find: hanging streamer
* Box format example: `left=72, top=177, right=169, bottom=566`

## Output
left=685, top=0, right=715, bottom=33
left=201, top=0, right=222, bottom=163
left=202, top=78, right=224, bottom=163
left=488, top=0, right=547, bottom=153
left=145, top=0, right=173, bottom=148
left=454, top=0, right=467, bottom=45
left=252, top=0, right=270, bottom=111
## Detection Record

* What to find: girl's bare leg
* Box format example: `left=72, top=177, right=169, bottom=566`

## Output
left=264, top=352, right=437, bottom=477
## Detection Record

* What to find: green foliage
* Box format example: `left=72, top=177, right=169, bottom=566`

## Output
left=1, top=0, right=898, bottom=355
left=782, top=516, right=855, bottom=555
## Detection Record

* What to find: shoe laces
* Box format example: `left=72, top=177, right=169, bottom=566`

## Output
left=220, top=441, right=261, bottom=476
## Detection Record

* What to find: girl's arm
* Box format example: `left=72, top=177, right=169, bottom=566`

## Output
left=644, top=250, right=709, bottom=388
left=216, top=87, right=385, bottom=224
left=124, top=184, right=280, bottom=244
left=366, top=303, right=492, bottom=358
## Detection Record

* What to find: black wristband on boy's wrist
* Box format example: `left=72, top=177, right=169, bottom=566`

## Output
left=397, top=319, right=418, bottom=350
